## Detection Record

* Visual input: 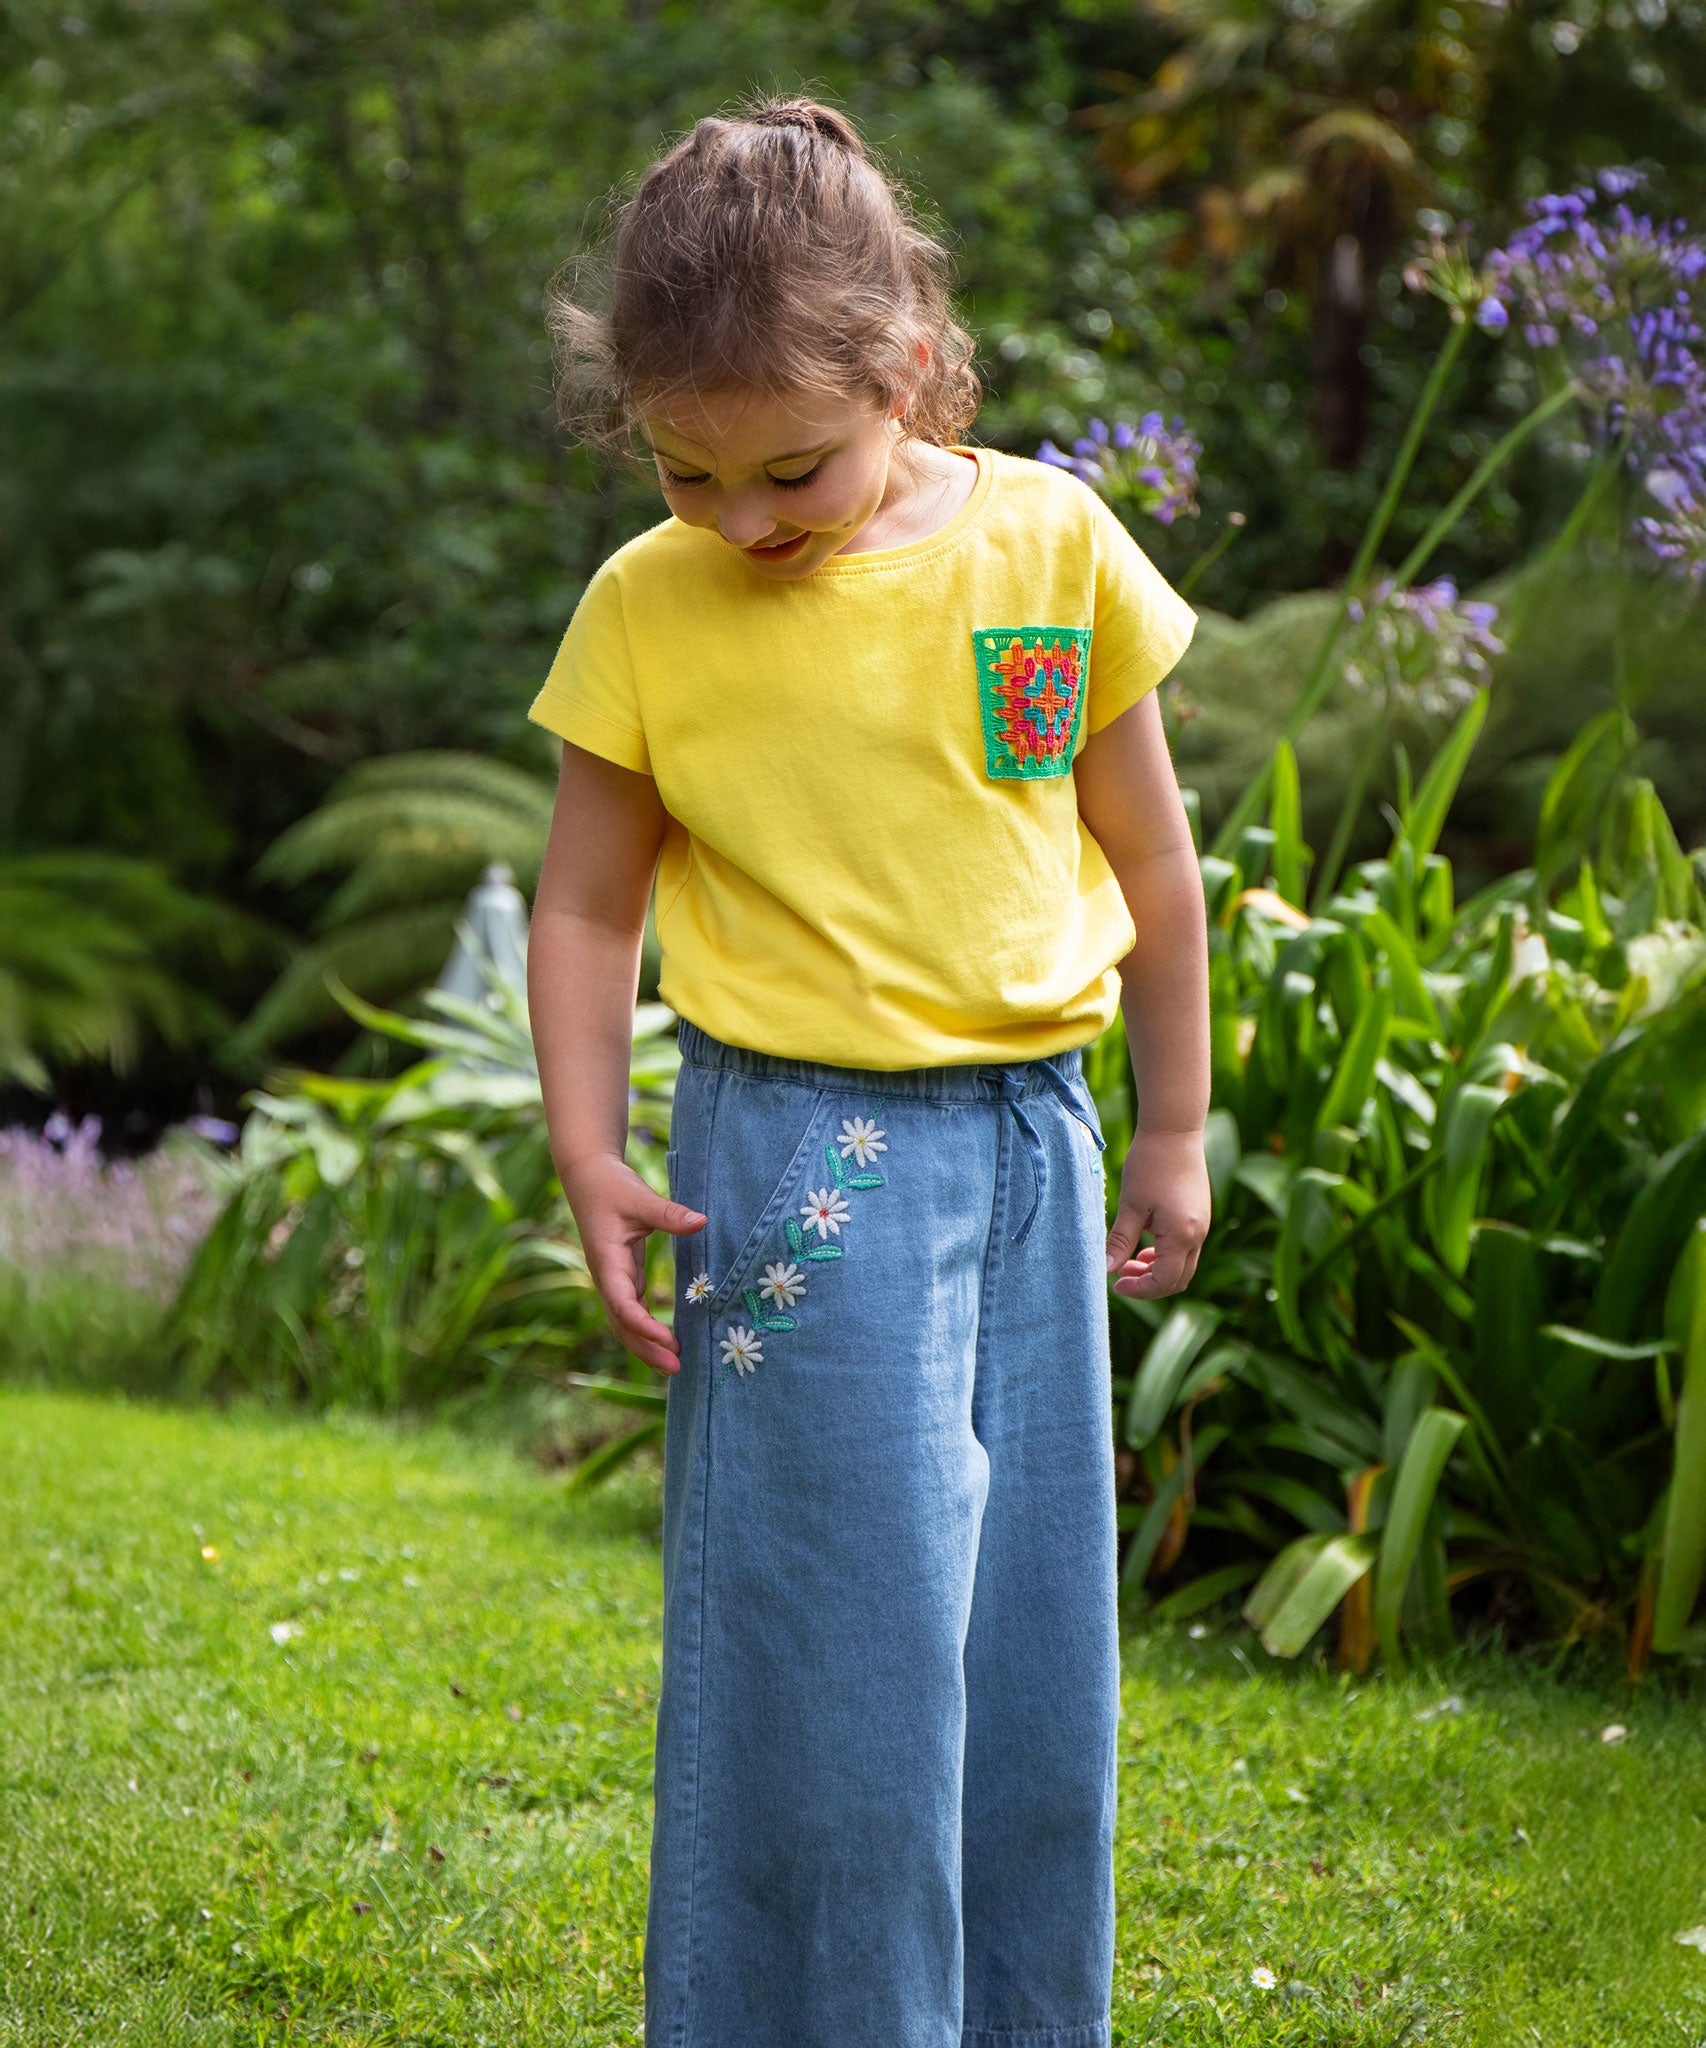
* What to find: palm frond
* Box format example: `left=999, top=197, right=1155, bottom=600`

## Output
left=0, top=854, right=261, bottom=1088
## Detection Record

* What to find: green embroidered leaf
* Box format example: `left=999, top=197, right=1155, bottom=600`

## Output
left=784, top=1217, right=806, bottom=1257
left=804, top=1246, right=843, bottom=1262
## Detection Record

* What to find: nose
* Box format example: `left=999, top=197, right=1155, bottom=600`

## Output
left=715, top=490, right=787, bottom=550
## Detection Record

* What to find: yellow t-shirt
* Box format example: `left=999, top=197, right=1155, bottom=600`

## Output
left=529, top=446, right=1196, bottom=1069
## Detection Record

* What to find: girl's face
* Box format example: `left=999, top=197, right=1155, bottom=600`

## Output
left=638, top=385, right=905, bottom=581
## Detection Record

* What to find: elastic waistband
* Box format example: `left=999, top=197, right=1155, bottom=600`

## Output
left=674, top=1017, right=1091, bottom=1105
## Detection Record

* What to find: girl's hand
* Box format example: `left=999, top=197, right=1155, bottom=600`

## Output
left=562, top=1152, right=707, bottom=1376
left=1105, top=1127, right=1210, bottom=1300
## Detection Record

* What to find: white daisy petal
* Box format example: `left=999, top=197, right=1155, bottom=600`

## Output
left=719, top=1324, right=762, bottom=1376
left=685, top=1272, right=713, bottom=1303
left=800, top=1188, right=852, bottom=1239
left=836, top=1115, right=888, bottom=1169
left=758, top=1261, right=806, bottom=1309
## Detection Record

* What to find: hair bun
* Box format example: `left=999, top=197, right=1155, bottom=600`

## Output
left=744, top=96, right=866, bottom=158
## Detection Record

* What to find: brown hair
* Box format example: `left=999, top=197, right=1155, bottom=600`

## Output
left=549, top=96, right=981, bottom=453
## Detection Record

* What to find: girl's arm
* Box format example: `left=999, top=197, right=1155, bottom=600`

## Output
left=1073, top=688, right=1212, bottom=1298
left=527, top=743, right=707, bottom=1376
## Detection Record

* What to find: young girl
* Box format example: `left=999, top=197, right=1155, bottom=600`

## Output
left=527, top=97, right=1210, bottom=2048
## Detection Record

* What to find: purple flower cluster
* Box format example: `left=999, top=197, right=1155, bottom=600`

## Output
left=1036, top=414, right=1201, bottom=525
left=1481, top=171, right=1706, bottom=581
left=0, top=1112, right=223, bottom=1300
left=1343, top=577, right=1504, bottom=717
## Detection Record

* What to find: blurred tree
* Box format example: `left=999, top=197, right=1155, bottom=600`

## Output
left=1089, top=0, right=1706, bottom=476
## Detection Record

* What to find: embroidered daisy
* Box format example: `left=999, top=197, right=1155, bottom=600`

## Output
left=685, top=1272, right=712, bottom=1303
left=719, top=1324, right=763, bottom=1376
left=837, top=1116, right=887, bottom=1169
left=800, top=1187, right=852, bottom=1240
left=758, top=1261, right=806, bottom=1310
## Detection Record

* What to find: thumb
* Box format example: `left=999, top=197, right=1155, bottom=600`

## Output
left=1105, top=1196, right=1151, bottom=1273
left=647, top=1193, right=707, bottom=1238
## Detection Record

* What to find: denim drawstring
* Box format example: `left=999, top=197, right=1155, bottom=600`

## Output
left=989, top=1061, right=1106, bottom=1247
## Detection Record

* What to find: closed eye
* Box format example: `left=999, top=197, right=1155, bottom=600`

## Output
left=660, top=465, right=709, bottom=487
left=769, top=464, right=823, bottom=490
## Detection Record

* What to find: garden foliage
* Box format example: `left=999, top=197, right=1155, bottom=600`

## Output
left=1092, top=712, right=1706, bottom=1672
left=165, top=980, right=678, bottom=1412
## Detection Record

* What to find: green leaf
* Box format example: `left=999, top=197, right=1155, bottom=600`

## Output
left=1118, top=1423, right=1230, bottom=1604
left=1273, top=1168, right=1371, bottom=1355
left=1269, top=740, right=1307, bottom=907
left=1405, top=690, right=1488, bottom=862
left=1471, top=1224, right=1543, bottom=1445
left=1539, top=1326, right=1677, bottom=1363
left=1242, top=1531, right=1330, bottom=1632
left=1381, top=1351, right=1437, bottom=1473
left=1536, top=708, right=1638, bottom=885
left=1375, top=1407, right=1467, bottom=1675
left=1177, top=1340, right=1249, bottom=1407
left=1125, top=1302, right=1224, bottom=1449
left=564, top=1420, right=666, bottom=1494
left=1594, top=1129, right=1706, bottom=1341
left=1655, top=1224, right=1706, bottom=1653
left=1151, top=1560, right=1264, bottom=1622
left=559, top=1372, right=668, bottom=1416
left=1203, top=1108, right=1241, bottom=1211
left=1317, top=982, right=1393, bottom=1134
left=1252, top=1533, right=1378, bottom=1658
left=1233, top=1152, right=1292, bottom=1215
left=1362, top=908, right=1441, bottom=1033
left=1425, top=1083, right=1507, bottom=1275
left=1220, top=1470, right=1345, bottom=1534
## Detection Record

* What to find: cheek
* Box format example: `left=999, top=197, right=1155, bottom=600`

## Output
left=814, top=461, right=886, bottom=529
left=661, top=488, right=715, bottom=528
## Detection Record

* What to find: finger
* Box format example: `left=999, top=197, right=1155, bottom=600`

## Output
left=646, top=1196, right=707, bottom=1238
left=1105, top=1200, right=1153, bottom=1274
left=608, top=1303, right=681, bottom=1376
left=1122, top=1231, right=1198, bottom=1300
left=1110, top=1246, right=1157, bottom=1297
left=593, top=1254, right=680, bottom=1363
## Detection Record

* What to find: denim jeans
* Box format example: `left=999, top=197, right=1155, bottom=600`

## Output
left=647, top=1020, right=1120, bottom=2048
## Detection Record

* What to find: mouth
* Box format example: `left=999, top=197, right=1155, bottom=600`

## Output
left=743, top=531, right=810, bottom=563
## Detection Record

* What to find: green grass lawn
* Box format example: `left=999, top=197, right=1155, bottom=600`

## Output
left=3, top=1389, right=1705, bottom=2047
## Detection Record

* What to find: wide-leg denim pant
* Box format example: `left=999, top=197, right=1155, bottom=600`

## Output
left=647, top=1020, right=1120, bottom=2048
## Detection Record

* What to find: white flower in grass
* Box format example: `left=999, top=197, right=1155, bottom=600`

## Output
left=719, top=1325, right=762, bottom=1376
left=269, top=1622, right=301, bottom=1646
left=758, top=1261, right=806, bottom=1310
left=685, top=1272, right=712, bottom=1303
left=800, top=1187, right=851, bottom=1239
left=837, top=1116, right=887, bottom=1169
left=1251, top=1965, right=1276, bottom=1990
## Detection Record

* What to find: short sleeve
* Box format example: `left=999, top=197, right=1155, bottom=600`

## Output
left=528, top=564, right=652, bottom=775
left=1085, top=495, right=1198, bottom=735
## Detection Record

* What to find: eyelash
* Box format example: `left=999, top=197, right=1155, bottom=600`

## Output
left=659, top=463, right=824, bottom=491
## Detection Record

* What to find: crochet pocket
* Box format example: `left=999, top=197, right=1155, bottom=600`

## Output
left=973, top=625, right=1092, bottom=780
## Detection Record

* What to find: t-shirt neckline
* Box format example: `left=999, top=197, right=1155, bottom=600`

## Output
left=810, top=444, right=994, bottom=575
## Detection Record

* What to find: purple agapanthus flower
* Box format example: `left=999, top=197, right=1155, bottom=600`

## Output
left=1474, top=170, right=1706, bottom=581
left=1343, top=577, right=1504, bottom=716
left=1037, top=413, right=1201, bottom=526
